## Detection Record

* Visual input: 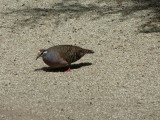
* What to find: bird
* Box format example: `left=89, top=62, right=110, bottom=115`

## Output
left=36, top=45, right=94, bottom=72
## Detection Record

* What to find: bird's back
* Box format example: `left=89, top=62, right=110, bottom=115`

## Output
left=47, top=45, right=93, bottom=64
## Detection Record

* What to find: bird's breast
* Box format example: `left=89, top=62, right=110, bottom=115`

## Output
left=42, top=53, right=66, bottom=68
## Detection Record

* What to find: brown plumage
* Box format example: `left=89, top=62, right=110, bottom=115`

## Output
left=36, top=45, right=94, bottom=71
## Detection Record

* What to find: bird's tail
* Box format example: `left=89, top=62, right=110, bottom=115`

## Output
left=83, top=49, right=94, bottom=54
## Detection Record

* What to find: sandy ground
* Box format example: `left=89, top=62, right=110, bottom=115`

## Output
left=0, top=0, right=160, bottom=120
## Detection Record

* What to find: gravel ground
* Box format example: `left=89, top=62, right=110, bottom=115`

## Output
left=0, top=0, right=160, bottom=120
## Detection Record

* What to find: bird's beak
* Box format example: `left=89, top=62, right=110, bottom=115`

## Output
left=36, top=51, right=41, bottom=60
left=36, top=56, right=40, bottom=60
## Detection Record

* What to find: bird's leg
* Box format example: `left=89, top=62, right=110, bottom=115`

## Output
left=65, top=67, right=71, bottom=72
left=65, top=65, right=71, bottom=72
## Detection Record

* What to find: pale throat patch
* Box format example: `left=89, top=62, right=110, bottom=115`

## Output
left=43, top=51, right=47, bottom=54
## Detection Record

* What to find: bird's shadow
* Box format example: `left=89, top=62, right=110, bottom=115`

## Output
left=34, top=62, right=92, bottom=72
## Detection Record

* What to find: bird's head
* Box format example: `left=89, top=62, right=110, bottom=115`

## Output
left=36, top=49, right=47, bottom=60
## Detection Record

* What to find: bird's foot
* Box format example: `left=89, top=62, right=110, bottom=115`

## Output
left=65, top=68, right=71, bottom=72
